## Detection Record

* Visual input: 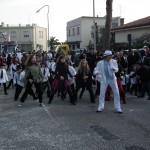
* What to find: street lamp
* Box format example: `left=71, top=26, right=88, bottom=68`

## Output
left=36, top=5, right=50, bottom=51
left=93, top=0, right=96, bottom=52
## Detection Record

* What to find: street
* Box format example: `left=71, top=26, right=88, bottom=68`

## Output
left=0, top=86, right=150, bottom=150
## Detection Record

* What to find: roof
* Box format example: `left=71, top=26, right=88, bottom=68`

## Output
left=112, top=16, right=150, bottom=31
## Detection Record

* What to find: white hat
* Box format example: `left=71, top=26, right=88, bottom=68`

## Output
left=143, top=45, right=148, bottom=48
left=103, top=50, right=112, bottom=56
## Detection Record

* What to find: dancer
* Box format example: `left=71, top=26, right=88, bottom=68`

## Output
left=94, top=50, right=122, bottom=113
left=18, top=54, right=45, bottom=106
left=0, top=63, right=8, bottom=95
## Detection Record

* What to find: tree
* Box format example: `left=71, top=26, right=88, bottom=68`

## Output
left=49, top=36, right=60, bottom=50
left=103, top=0, right=113, bottom=51
left=90, top=23, right=105, bottom=51
left=132, top=33, right=150, bottom=48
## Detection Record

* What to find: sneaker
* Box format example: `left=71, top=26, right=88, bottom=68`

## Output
left=18, top=103, right=22, bottom=107
left=14, top=98, right=18, bottom=101
left=137, top=95, right=145, bottom=98
left=48, top=100, right=52, bottom=104
left=33, top=97, right=38, bottom=100
left=71, top=102, right=76, bottom=105
left=96, top=110, right=102, bottom=113
left=114, top=110, right=123, bottom=114
left=39, top=103, right=45, bottom=107
left=4, top=92, right=8, bottom=95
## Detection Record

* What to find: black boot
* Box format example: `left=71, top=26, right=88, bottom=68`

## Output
left=4, top=91, right=8, bottom=95
left=48, top=95, right=54, bottom=104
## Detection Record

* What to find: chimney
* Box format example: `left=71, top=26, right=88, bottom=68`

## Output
left=1, top=22, right=4, bottom=27
left=120, top=18, right=124, bottom=26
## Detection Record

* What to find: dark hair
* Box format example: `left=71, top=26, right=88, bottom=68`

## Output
left=26, top=54, right=38, bottom=67
left=57, top=54, right=65, bottom=63
left=16, top=64, right=22, bottom=70
left=56, top=54, right=68, bottom=70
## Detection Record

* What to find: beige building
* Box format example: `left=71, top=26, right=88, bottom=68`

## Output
left=66, top=16, right=124, bottom=50
left=112, top=16, right=150, bottom=44
left=0, top=22, right=47, bottom=52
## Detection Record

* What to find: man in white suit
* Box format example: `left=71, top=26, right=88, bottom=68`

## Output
left=94, top=50, right=122, bottom=113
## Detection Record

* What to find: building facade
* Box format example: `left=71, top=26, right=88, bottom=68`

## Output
left=112, top=16, right=150, bottom=44
left=66, top=16, right=123, bottom=50
left=0, top=22, right=47, bottom=52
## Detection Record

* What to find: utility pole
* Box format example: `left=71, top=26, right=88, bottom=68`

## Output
left=93, top=0, right=96, bottom=52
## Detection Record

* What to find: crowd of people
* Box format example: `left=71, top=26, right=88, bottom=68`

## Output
left=0, top=45, right=150, bottom=113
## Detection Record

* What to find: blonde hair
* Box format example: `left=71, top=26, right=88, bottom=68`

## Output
left=77, top=59, right=90, bottom=74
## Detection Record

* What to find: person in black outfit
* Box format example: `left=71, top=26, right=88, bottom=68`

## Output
left=48, top=55, right=76, bottom=105
left=75, top=59, right=95, bottom=103
left=86, top=49, right=96, bottom=75
left=135, top=62, right=150, bottom=100
left=18, top=54, right=44, bottom=106
left=6, top=53, right=12, bottom=71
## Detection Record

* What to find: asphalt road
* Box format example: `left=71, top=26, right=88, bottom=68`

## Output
left=0, top=86, right=150, bottom=150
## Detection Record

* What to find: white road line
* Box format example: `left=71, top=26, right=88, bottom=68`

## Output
left=43, top=106, right=59, bottom=125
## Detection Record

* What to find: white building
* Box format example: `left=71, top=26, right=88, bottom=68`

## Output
left=66, top=16, right=124, bottom=50
left=112, top=16, right=150, bottom=44
left=0, top=22, right=47, bottom=52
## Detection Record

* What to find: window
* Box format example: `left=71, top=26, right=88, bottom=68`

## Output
left=73, top=28, right=75, bottom=36
left=11, top=31, right=16, bottom=38
left=24, top=31, right=29, bottom=38
left=68, top=29, right=71, bottom=36
left=77, top=27, right=80, bottom=35
left=77, top=44, right=80, bottom=49
left=39, top=31, right=43, bottom=38
left=0, top=32, right=3, bottom=38
left=72, top=45, right=75, bottom=50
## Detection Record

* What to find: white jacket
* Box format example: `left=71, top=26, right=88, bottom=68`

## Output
left=10, top=63, right=17, bottom=79
left=13, top=70, right=25, bottom=87
left=41, top=67, right=50, bottom=82
left=0, top=69, right=9, bottom=83
left=94, top=59, right=118, bottom=83
left=68, top=66, right=76, bottom=84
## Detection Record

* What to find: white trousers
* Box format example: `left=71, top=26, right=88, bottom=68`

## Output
left=98, top=79, right=122, bottom=111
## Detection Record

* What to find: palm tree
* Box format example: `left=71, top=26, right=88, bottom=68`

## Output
left=49, top=36, right=60, bottom=50
left=103, top=0, right=113, bottom=51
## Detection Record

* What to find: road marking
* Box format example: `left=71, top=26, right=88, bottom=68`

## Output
left=43, top=106, right=58, bottom=125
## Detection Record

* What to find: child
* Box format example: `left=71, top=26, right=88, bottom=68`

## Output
left=75, top=59, right=95, bottom=103
left=47, top=58, right=56, bottom=89
left=7, top=57, right=18, bottom=89
left=41, top=63, right=51, bottom=97
left=68, top=61, right=76, bottom=97
left=13, top=65, right=25, bottom=101
left=129, top=65, right=138, bottom=96
left=120, top=69, right=127, bottom=93
left=0, top=63, right=9, bottom=95
left=48, top=55, right=76, bottom=105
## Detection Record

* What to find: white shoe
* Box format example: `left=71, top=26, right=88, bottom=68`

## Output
left=18, top=103, right=22, bottom=107
left=39, top=103, right=45, bottom=107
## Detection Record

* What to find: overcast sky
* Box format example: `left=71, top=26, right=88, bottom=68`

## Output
left=0, top=0, right=149, bottom=42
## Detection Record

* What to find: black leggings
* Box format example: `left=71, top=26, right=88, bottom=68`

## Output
left=15, top=84, right=23, bottom=100
left=20, top=81, right=40, bottom=103
left=75, top=84, right=95, bottom=103
left=1, top=83, right=7, bottom=94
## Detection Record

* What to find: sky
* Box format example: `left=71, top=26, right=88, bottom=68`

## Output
left=0, top=0, right=150, bottom=42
